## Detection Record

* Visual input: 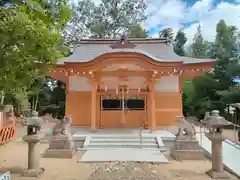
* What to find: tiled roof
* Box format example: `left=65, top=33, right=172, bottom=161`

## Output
left=57, top=38, right=215, bottom=64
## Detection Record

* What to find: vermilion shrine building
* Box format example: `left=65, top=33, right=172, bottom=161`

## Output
left=50, top=38, right=215, bottom=130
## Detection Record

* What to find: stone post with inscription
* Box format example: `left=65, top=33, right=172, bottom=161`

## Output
left=22, top=111, right=45, bottom=177
left=171, top=116, right=204, bottom=160
left=202, top=110, right=231, bottom=179
left=42, top=116, right=75, bottom=158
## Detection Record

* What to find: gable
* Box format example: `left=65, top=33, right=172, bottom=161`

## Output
left=102, top=63, right=146, bottom=71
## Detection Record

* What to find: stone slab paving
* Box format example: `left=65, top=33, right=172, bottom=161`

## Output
left=78, top=149, right=168, bottom=163
left=195, top=127, right=240, bottom=177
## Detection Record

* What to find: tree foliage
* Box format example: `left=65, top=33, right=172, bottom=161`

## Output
left=190, top=25, right=208, bottom=58
left=174, top=30, right=187, bottom=56
left=0, top=0, right=70, bottom=113
left=159, top=28, right=174, bottom=43
left=63, top=0, right=147, bottom=44
left=182, top=20, right=240, bottom=119
left=128, top=24, right=148, bottom=38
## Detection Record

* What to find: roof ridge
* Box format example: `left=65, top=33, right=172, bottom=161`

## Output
left=74, top=38, right=168, bottom=44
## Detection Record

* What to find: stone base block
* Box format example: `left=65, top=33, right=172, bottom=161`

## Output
left=171, top=149, right=204, bottom=160
left=42, top=148, right=75, bottom=159
left=49, top=136, right=74, bottom=149
left=21, top=168, right=45, bottom=177
left=206, top=170, right=230, bottom=179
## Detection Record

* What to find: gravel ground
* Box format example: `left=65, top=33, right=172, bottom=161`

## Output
left=0, top=141, right=238, bottom=180
left=89, top=162, right=162, bottom=180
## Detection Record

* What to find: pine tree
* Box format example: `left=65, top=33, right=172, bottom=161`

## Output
left=183, top=20, right=240, bottom=118
left=174, top=30, right=187, bottom=56
left=159, top=28, right=173, bottom=43
left=190, top=25, right=208, bottom=58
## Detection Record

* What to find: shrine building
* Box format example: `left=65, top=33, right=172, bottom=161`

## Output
left=50, top=38, right=215, bottom=130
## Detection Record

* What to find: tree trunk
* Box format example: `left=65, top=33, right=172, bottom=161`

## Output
left=33, top=92, right=40, bottom=111
left=0, top=91, right=5, bottom=105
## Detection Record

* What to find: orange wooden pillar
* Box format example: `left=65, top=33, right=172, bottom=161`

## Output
left=147, top=80, right=156, bottom=131
left=65, top=74, right=70, bottom=117
left=91, top=80, right=97, bottom=130
left=147, top=93, right=151, bottom=129
left=178, top=75, right=184, bottom=118
left=150, top=80, right=156, bottom=131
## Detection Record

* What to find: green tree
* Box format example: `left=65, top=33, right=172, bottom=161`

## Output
left=174, top=30, right=187, bottom=56
left=159, top=28, right=174, bottom=43
left=190, top=25, right=208, bottom=58
left=182, top=20, right=240, bottom=118
left=37, top=78, right=66, bottom=118
left=182, top=80, right=194, bottom=116
left=213, top=20, right=239, bottom=87
left=218, top=86, right=240, bottom=104
left=128, top=24, right=148, bottom=38
left=0, top=1, right=70, bottom=112
left=64, top=0, right=147, bottom=43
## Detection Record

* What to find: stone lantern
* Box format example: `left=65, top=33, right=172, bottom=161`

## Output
left=22, top=111, right=44, bottom=177
left=25, top=111, right=44, bottom=135
left=202, top=110, right=231, bottom=179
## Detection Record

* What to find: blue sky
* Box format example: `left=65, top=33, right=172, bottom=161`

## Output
left=88, top=0, right=240, bottom=45
left=144, top=0, right=240, bottom=44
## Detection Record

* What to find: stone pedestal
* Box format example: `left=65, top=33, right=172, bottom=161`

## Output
left=171, top=137, right=204, bottom=160
left=42, top=135, right=75, bottom=158
left=22, top=134, right=44, bottom=177
left=205, top=133, right=229, bottom=179
left=238, top=130, right=240, bottom=142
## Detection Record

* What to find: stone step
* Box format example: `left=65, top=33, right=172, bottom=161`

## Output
left=87, top=142, right=158, bottom=148
left=90, top=136, right=154, bottom=139
left=90, top=138, right=156, bottom=143
left=78, top=147, right=170, bottom=152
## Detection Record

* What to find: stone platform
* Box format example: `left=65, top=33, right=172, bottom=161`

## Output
left=42, top=134, right=75, bottom=159
left=42, top=149, right=76, bottom=158
left=171, top=139, right=204, bottom=160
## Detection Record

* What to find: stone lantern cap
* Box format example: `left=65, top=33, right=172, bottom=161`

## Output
left=202, top=110, right=231, bottom=128
left=25, top=111, right=43, bottom=127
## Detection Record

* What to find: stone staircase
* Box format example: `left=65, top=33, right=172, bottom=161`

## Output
left=80, top=135, right=169, bottom=151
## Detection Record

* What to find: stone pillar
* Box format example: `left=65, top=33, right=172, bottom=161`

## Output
left=91, top=80, right=97, bottom=131
left=206, top=132, right=229, bottom=179
left=203, top=110, right=231, bottom=179
left=238, top=130, right=240, bottom=141
left=28, top=142, right=38, bottom=169
left=211, top=136, right=223, bottom=172
left=22, top=134, right=44, bottom=177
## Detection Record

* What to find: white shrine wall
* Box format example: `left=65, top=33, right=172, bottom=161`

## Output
left=69, top=76, right=91, bottom=92
left=155, top=75, right=179, bottom=93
